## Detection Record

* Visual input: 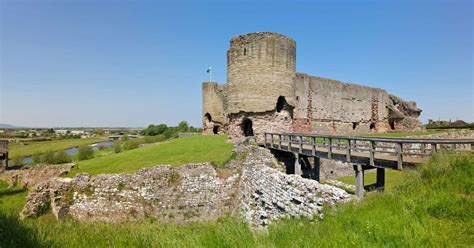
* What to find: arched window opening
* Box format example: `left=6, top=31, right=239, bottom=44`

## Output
left=241, top=118, right=254, bottom=137
left=352, top=122, right=358, bottom=130
left=204, top=113, right=212, bottom=122
left=213, top=125, right=220, bottom=134
left=370, top=123, right=376, bottom=130
left=276, top=96, right=287, bottom=113
left=243, top=48, right=247, bottom=55
left=389, top=120, right=395, bottom=130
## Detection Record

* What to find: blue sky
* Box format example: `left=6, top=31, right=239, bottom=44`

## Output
left=1, top=0, right=472, bottom=127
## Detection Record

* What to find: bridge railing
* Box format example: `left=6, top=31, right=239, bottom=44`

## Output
left=264, top=133, right=474, bottom=169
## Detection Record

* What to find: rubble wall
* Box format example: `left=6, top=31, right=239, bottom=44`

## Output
left=21, top=146, right=353, bottom=227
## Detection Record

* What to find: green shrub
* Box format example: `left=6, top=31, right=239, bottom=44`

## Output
left=123, top=140, right=140, bottom=151
left=53, top=150, right=71, bottom=164
left=41, top=151, right=56, bottom=164
left=31, top=153, right=42, bottom=164
left=77, top=146, right=94, bottom=161
left=113, top=142, right=122, bottom=153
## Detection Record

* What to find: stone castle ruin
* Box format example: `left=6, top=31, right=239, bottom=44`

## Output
left=203, top=32, right=422, bottom=142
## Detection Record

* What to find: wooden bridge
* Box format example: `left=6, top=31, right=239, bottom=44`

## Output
left=0, top=140, right=8, bottom=172
left=264, top=133, right=474, bottom=198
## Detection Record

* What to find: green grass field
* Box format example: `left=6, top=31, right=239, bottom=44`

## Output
left=68, top=135, right=234, bottom=176
left=9, top=137, right=106, bottom=160
left=1, top=153, right=472, bottom=247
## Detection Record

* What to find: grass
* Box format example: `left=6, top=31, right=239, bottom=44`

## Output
left=337, top=169, right=403, bottom=191
left=9, top=137, right=106, bottom=160
left=1, top=153, right=472, bottom=247
left=69, top=135, right=234, bottom=176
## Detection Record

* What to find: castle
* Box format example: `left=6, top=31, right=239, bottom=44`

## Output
left=202, top=32, right=422, bottom=142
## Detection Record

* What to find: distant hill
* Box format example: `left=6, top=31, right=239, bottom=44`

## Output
left=0, top=123, right=25, bottom=129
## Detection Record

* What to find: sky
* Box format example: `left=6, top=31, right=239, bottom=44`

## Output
left=1, top=0, right=472, bottom=128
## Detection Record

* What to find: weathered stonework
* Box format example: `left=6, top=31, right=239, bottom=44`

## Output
left=0, top=163, right=75, bottom=188
left=202, top=32, right=423, bottom=141
left=21, top=145, right=353, bottom=227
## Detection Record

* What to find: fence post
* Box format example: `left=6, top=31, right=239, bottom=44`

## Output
left=431, top=143, right=437, bottom=154
left=346, top=139, right=351, bottom=162
left=279, top=134, right=282, bottom=149
left=396, top=142, right=403, bottom=170
left=312, top=137, right=316, bottom=156
left=369, top=141, right=375, bottom=167
left=299, top=136, right=303, bottom=153
left=327, top=138, right=332, bottom=159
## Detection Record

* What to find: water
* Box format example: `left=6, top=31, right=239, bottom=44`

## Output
left=10, top=140, right=114, bottom=165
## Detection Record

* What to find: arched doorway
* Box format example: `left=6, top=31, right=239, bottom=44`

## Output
left=204, top=113, right=212, bottom=122
left=241, top=118, right=254, bottom=137
left=276, top=96, right=287, bottom=112
left=389, top=120, right=395, bottom=130
left=213, top=125, right=220, bottom=134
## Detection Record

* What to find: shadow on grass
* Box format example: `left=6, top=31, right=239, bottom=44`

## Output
left=0, top=213, right=49, bottom=248
left=0, top=188, right=26, bottom=198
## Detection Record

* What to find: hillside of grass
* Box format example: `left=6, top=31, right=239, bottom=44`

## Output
left=9, top=137, right=106, bottom=160
left=1, top=153, right=472, bottom=247
left=69, top=135, right=234, bottom=176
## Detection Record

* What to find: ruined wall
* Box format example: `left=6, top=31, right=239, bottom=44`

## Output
left=227, top=109, right=293, bottom=144
left=202, top=82, right=227, bottom=134
left=21, top=146, right=353, bottom=228
left=294, top=73, right=422, bottom=134
left=226, top=32, right=296, bottom=114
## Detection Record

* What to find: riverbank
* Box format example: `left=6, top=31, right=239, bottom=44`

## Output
left=9, top=137, right=107, bottom=160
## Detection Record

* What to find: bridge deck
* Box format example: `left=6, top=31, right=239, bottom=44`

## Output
left=264, top=133, right=474, bottom=170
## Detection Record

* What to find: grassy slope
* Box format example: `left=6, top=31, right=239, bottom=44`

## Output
left=1, top=153, right=472, bottom=247
left=69, top=135, right=234, bottom=176
left=9, top=137, right=106, bottom=159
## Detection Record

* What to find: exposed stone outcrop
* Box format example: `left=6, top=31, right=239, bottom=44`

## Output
left=20, top=145, right=353, bottom=227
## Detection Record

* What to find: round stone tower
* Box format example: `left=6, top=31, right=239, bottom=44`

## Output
left=226, top=32, right=296, bottom=114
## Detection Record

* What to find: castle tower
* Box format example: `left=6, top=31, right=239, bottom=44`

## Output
left=226, top=32, right=296, bottom=114
left=225, top=32, right=297, bottom=141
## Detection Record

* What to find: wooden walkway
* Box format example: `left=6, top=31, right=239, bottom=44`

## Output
left=263, top=133, right=474, bottom=197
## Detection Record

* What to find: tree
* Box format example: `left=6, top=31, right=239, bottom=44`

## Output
left=178, top=121, right=189, bottom=132
left=77, top=146, right=94, bottom=161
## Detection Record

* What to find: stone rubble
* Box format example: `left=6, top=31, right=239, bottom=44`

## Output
left=19, top=144, right=354, bottom=227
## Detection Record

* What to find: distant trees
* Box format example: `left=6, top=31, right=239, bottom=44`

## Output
left=140, top=121, right=201, bottom=138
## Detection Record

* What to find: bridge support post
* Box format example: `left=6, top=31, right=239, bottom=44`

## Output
left=354, top=164, right=364, bottom=199
left=376, top=168, right=385, bottom=191
left=294, top=153, right=302, bottom=176
left=314, top=157, right=320, bottom=182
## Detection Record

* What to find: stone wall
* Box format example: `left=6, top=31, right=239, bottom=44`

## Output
left=227, top=109, right=293, bottom=144
left=294, top=73, right=423, bottom=134
left=226, top=32, right=296, bottom=114
left=202, top=82, right=227, bottom=134
left=0, top=163, right=75, bottom=188
left=21, top=145, right=353, bottom=228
